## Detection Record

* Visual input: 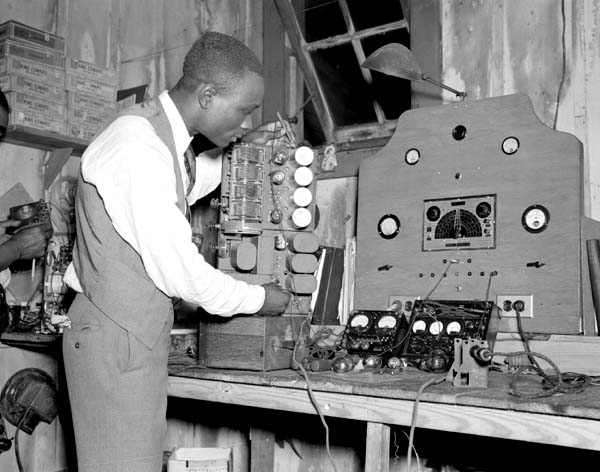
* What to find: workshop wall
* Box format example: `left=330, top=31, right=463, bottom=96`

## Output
left=439, top=0, right=600, bottom=219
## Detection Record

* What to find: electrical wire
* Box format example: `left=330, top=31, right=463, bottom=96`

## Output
left=264, top=123, right=338, bottom=472
left=493, top=305, right=596, bottom=399
left=406, top=376, right=446, bottom=472
left=553, top=0, right=567, bottom=130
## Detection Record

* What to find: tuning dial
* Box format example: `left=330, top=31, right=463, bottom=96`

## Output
left=271, top=170, right=286, bottom=185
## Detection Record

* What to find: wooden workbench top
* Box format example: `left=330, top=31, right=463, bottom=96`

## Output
left=169, top=364, right=600, bottom=422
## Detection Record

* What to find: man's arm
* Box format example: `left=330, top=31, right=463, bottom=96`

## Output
left=0, top=224, right=52, bottom=271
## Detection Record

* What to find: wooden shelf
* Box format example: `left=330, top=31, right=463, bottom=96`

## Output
left=0, top=331, right=62, bottom=351
left=4, top=125, right=89, bottom=156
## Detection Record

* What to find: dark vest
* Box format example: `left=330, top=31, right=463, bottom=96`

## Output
left=73, top=98, right=186, bottom=348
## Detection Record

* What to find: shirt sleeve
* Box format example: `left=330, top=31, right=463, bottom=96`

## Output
left=81, top=116, right=265, bottom=315
left=0, top=268, right=10, bottom=288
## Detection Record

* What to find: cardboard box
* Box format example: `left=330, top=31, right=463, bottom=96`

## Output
left=66, top=121, right=102, bottom=141
left=198, top=315, right=307, bottom=371
left=0, top=20, right=66, bottom=53
left=168, top=447, right=231, bottom=472
left=67, top=90, right=116, bottom=113
left=0, top=74, right=66, bottom=103
left=9, top=109, right=66, bottom=134
left=6, top=92, right=66, bottom=116
left=66, top=57, right=117, bottom=84
left=0, top=38, right=65, bottom=69
left=0, top=56, right=65, bottom=86
left=65, top=73, right=116, bottom=101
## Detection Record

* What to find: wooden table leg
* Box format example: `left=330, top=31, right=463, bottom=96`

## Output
left=365, top=422, right=390, bottom=472
left=250, top=426, right=276, bottom=472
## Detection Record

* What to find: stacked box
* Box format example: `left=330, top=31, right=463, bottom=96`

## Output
left=0, top=20, right=66, bottom=54
left=0, top=20, right=66, bottom=134
left=65, top=57, right=117, bottom=140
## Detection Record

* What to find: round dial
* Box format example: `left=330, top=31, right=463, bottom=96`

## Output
left=350, top=313, right=370, bottom=329
left=502, top=136, right=520, bottom=155
left=272, top=149, right=288, bottom=165
left=446, top=321, right=462, bottom=335
left=476, top=202, right=492, bottom=218
left=426, top=206, right=441, bottom=222
left=271, top=170, right=286, bottom=185
left=429, top=321, right=444, bottom=335
left=405, top=148, right=420, bottom=165
left=522, top=205, right=549, bottom=233
left=377, top=214, right=400, bottom=239
left=377, top=314, right=397, bottom=329
left=412, top=319, right=427, bottom=334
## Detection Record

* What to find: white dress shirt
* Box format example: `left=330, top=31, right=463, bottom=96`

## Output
left=0, top=268, right=10, bottom=288
left=64, top=91, right=265, bottom=315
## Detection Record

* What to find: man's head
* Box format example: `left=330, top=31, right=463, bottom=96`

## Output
left=171, top=31, right=264, bottom=147
left=0, top=90, right=9, bottom=141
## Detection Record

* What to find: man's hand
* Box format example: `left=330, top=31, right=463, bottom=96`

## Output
left=255, top=282, right=291, bottom=316
left=0, top=219, right=21, bottom=231
left=10, top=224, right=53, bottom=260
left=241, top=120, right=295, bottom=147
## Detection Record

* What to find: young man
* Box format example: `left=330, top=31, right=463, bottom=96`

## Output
left=62, top=32, right=291, bottom=471
left=0, top=90, right=52, bottom=289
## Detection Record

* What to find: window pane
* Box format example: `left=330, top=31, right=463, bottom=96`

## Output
left=303, top=86, right=326, bottom=146
left=303, top=0, right=346, bottom=42
left=347, top=0, right=404, bottom=31
left=362, top=29, right=411, bottom=119
left=311, top=43, right=378, bottom=127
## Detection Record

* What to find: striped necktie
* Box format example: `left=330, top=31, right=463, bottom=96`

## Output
left=183, top=144, right=196, bottom=197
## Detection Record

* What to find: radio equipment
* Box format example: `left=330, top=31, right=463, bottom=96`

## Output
left=342, top=309, right=408, bottom=361
left=401, top=299, right=497, bottom=371
left=198, top=141, right=320, bottom=371
left=6, top=200, right=50, bottom=234
left=355, top=94, right=600, bottom=335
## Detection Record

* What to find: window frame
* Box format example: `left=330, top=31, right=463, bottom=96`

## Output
left=274, top=0, right=409, bottom=145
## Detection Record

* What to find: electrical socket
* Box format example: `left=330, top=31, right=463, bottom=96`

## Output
left=496, top=295, right=533, bottom=318
left=387, top=295, right=421, bottom=317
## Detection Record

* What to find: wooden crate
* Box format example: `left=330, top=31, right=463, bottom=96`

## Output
left=198, top=315, right=307, bottom=371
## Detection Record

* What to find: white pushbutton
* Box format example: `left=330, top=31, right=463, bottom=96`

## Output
left=294, top=146, right=314, bottom=166
left=292, top=208, right=312, bottom=228
left=294, top=166, right=313, bottom=186
left=293, top=187, right=313, bottom=207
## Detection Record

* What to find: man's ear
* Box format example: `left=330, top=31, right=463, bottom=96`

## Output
left=198, top=84, right=217, bottom=109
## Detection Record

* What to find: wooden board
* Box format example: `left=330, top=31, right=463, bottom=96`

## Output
left=356, top=94, right=585, bottom=334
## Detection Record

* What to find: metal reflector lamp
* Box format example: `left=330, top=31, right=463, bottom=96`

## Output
left=361, top=43, right=467, bottom=100
left=0, top=368, right=58, bottom=434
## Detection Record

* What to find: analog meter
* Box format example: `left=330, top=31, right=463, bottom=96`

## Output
left=429, top=321, right=444, bottom=335
left=377, top=214, right=400, bottom=239
left=349, top=313, right=370, bottom=330
left=405, top=148, right=421, bottom=165
left=377, top=314, right=398, bottom=329
left=502, top=136, right=520, bottom=155
left=522, top=205, right=549, bottom=233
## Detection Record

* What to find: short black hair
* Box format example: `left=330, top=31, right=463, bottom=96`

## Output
left=0, top=89, right=9, bottom=114
left=182, top=31, right=262, bottom=95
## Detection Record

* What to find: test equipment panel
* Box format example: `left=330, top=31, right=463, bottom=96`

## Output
left=214, top=142, right=320, bottom=315
left=355, top=94, right=600, bottom=335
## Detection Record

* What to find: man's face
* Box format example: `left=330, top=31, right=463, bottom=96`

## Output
left=200, top=71, right=264, bottom=147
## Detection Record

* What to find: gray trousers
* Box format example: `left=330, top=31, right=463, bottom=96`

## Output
left=63, top=293, right=172, bottom=472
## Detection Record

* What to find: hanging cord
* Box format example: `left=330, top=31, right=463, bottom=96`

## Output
left=267, top=122, right=338, bottom=472
left=406, top=376, right=446, bottom=472
left=494, top=304, right=595, bottom=399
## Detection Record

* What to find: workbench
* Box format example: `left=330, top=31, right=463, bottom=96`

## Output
left=167, top=365, right=600, bottom=472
